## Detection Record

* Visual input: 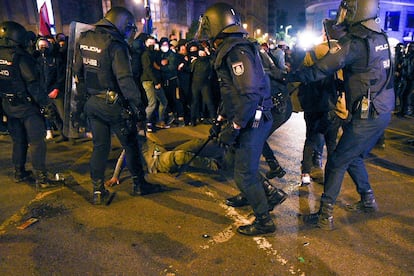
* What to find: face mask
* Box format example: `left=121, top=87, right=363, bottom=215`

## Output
left=160, top=45, right=169, bottom=53
left=269, top=44, right=275, bottom=50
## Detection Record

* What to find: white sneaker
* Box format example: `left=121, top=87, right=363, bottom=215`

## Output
left=301, top=173, right=311, bottom=186
left=46, top=130, right=53, bottom=140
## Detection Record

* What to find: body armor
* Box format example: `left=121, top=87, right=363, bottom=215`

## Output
left=0, top=47, right=29, bottom=100
left=78, top=29, right=119, bottom=95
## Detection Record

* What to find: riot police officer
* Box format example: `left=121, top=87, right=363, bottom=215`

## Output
left=288, top=0, right=394, bottom=230
left=0, top=21, right=59, bottom=189
left=73, top=7, right=160, bottom=205
left=199, top=3, right=276, bottom=235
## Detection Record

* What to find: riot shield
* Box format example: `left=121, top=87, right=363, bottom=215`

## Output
left=63, top=22, right=94, bottom=138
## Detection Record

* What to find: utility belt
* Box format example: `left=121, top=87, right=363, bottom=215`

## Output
left=2, top=93, right=32, bottom=106
left=93, top=90, right=120, bottom=105
left=353, top=89, right=378, bottom=120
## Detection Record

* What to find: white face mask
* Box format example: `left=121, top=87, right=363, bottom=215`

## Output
left=160, top=45, right=169, bottom=53
left=269, top=44, right=275, bottom=50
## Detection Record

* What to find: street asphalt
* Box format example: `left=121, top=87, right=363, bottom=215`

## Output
left=0, top=112, right=413, bottom=275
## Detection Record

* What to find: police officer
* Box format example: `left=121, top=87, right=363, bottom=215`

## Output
left=288, top=0, right=394, bottom=230
left=0, top=21, right=59, bottom=189
left=73, top=7, right=161, bottom=205
left=199, top=2, right=276, bottom=235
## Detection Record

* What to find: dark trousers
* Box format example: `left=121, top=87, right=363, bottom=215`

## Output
left=321, top=113, right=391, bottom=204
left=234, top=117, right=273, bottom=216
left=85, top=96, right=145, bottom=182
left=4, top=102, right=47, bottom=171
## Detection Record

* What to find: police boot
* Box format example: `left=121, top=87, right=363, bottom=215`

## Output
left=35, top=171, right=61, bottom=190
left=14, top=166, right=33, bottom=183
left=262, top=179, right=288, bottom=211
left=132, top=176, right=162, bottom=196
left=265, top=159, right=286, bottom=179
left=92, top=179, right=110, bottom=205
left=237, top=213, right=276, bottom=236
left=347, top=190, right=378, bottom=213
left=303, top=201, right=334, bottom=230
left=225, top=193, right=249, bottom=207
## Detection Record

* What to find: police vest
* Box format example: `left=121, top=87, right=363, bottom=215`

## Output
left=78, top=30, right=119, bottom=94
left=348, top=30, right=394, bottom=114
left=0, top=47, right=28, bottom=98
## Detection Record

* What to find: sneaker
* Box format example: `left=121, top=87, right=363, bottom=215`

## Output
left=93, top=189, right=110, bottom=205
left=301, top=173, right=311, bottom=186
left=146, top=123, right=155, bottom=133
left=45, top=130, right=53, bottom=140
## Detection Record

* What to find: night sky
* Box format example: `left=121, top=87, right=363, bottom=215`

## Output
left=281, top=0, right=306, bottom=26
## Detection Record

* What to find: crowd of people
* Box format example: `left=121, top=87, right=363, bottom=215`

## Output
left=0, top=0, right=409, bottom=236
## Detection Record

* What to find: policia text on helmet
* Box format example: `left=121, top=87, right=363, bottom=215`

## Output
left=195, top=2, right=247, bottom=47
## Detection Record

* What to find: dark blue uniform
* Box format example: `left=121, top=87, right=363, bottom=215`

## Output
left=289, top=24, right=394, bottom=205
left=74, top=24, right=148, bottom=197
left=0, top=43, right=49, bottom=176
left=214, top=37, right=273, bottom=216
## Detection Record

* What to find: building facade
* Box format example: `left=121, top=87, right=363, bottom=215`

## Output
left=304, top=0, right=414, bottom=43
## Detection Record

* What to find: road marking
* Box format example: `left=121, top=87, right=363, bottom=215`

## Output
left=203, top=188, right=303, bottom=275
left=0, top=189, right=61, bottom=235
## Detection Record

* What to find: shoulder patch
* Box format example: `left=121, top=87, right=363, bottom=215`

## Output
left=232, top=61, right=244, bottom=76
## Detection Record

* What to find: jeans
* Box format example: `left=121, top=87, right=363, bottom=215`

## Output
left=142, top=81, right=168, bottom=123
left=321, top=113, right=391, bottom=204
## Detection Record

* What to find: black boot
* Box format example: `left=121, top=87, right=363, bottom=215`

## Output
left=225, top=193, right=249, bottom=207
left=303, top=201, right=334, bottom=230
left=14, top=166, right=33, bottom=183
left=347, top=190, right=378, bottom=213
left=92, top=179, right=109, bottom=205
left=132, top=177, right=162, bottom=196
left=265, top=159, right=286, bottom=179
left=237, top=213, right=276, bottom=236
left=35, top=171, right=61, bottom=190
left=262, top=179, right=288, bottom=211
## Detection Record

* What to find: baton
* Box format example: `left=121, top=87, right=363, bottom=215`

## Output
left=175, top=136, right=213, bottom=178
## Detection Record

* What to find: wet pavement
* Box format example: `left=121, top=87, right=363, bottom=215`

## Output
left=0, top=113, right=413, bottom=275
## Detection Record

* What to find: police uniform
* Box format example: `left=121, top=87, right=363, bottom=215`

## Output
left=73, top=7, right=160, bottom=204
left=214, top=36, right=274, bottom=231
left=0, top=21, right=57, bottom=187
left=289, top=17, right=394, bottom=229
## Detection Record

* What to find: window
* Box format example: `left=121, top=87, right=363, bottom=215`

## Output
left=384, top=11, right=400, bottom=31
left=406, top=12, right=414, bottom=28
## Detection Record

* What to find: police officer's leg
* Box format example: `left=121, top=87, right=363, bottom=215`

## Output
left=7, top=116, right=31, bottom=182
left=25, top=112, right=60, bottom=189
left=87, top=108, right=111, bottom=203
left=346, top=113, right=391, bottom=212
left=113, top=121, right=161, bottom=196
left=235, top=120, right=275, bottom=235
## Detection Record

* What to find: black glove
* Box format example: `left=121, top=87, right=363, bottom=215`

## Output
left=218, top=123, right=240, bottom=147
left=209, top=120, right=223, bottom=138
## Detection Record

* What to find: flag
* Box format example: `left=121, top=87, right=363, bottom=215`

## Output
left=39, top=2, right=51, bottom=36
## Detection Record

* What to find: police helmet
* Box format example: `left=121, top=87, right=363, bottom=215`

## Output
left=197, top=2, right=247, bottom=41
left=0, top=21, right=28, bottom=46
left=336, top=0, right=379, bottom=26
left=96, top=7, right=137, bottom=39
